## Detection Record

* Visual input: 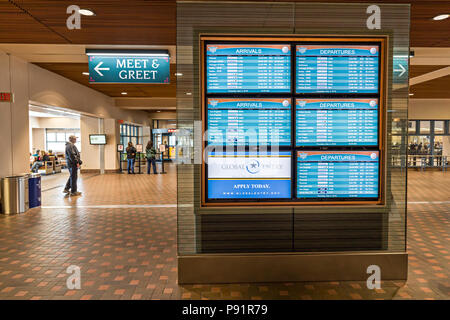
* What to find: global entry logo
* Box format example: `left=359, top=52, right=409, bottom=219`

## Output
left=246, top=159, right=261, bottom=174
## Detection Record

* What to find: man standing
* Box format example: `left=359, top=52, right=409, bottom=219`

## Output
left=63, top=135, right=82, bottom=196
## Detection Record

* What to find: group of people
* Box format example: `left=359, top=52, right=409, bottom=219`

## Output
left=30, top=150, right=51, bottom=173
left=58, top=137, right=163, bottom=197
left=408, top=142, right=431, bottom=155
left=125, top=141, right=159, bottom=174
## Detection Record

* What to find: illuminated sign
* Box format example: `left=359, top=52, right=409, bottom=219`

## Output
left=207, top=151, right=291, bottom=199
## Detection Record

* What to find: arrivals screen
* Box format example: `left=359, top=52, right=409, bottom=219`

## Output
left=296, top=99, right=378, bottom=146
left=207, top=98, right=291, bottom=146
left=207, top=151, right=291, bottom=199
left=297, top=151, right=379, bottom=199
left=296, top=45, right=379, bottom=93
left=206, top=44, right=291, bottom=93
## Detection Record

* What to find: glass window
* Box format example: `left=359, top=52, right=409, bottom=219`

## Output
left=434, top=121, right=445, bottom=134
left=408, top=121, right=416, bottom=134
left=57, top=133, right=66, bottom=142
left=392, top=118, right=403, bottom=134
left=419, top=120, right=431, bottom=134
left=408, top=136, right=431, bottom=155
left=46, top=132, right=56, bottom=142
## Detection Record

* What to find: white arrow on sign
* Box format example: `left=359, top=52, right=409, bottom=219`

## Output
left=94, top=61, right=110, bottom=76
left=394, top=64, right=406, bottom=77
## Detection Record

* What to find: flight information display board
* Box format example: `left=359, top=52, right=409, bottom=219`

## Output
left=207, top=151, right=291, bottom=199
left=296, top=99, right=378, bottom=146
left=296, top=45, right=379, bottom=93
left=297, top=151, right=379, bottom=199
left=206, top=44, right=291, bottom=93
left=207, top=98, right=291, bottom=146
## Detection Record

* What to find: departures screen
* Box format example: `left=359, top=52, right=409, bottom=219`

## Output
left=296, top=99, right=378, bottom=146
left=207, top=98, right=291, bottom=146
left=296, top=45, right=379, bottom=94
left=206, top=44, right=291, bottom=93
left=297, top=151, right=379, bottom=199
left=203, top=38, right=383, bottom=204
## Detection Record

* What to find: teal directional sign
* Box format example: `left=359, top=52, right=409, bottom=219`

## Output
left=393, top=55, right=409, bottom=84
left=87, top=54, right=170, bottom=84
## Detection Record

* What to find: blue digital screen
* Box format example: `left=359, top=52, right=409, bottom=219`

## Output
left=297, top=151, right=379, bottom=199
left=296, top=45, right=379, bottom=93
left=207, top=98, right=291, bottom=146
left=206, top=44, right=291, bottom=93
left=296, top=99, right=378, bottom=146
left=207, top=151, right=291, bottom=199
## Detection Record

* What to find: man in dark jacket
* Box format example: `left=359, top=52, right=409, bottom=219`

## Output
left=63, top=135, right=82, bottom=196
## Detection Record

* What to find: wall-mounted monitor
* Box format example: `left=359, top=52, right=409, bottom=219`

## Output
left=207, top=98, right=291, bottom=146
left=296, top=151, right=379, bottom=199
left=206, top=44, right=291, bottom=93
left=296, top=45, right=379, bottom=94
left=296, top=98, right=378, bottom=146
left=207, top=151, right=291, bottom=200
left=89, top=134, right=107, bottom=145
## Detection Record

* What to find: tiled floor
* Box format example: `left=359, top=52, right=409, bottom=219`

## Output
left=0, top=166, right=448, bottom=300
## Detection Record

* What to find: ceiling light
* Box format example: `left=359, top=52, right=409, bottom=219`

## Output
left=409, top=93, right=414, bottom=96
left=82, top=72, right=89, bottom=76
left=175, top=72, right=183, bottom=76
left=121, top=92, right=127, bottom=95
left=78, top=9, right=95, bottom=16
left=156, top=111, right=161, bottom=112
left=185, top=92, right=192, bottom=96
left=432, top=14, right=449, bottom=21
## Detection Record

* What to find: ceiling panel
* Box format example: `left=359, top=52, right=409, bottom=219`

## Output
left=410, top=75, right=450, bottom=99
left=34, top=62, right=177, bottom=98
left=2, top=0, right=176, bottom=45
left=0, top=1, right=449, bottom=47
left=410, top=65, right=449, bottom=78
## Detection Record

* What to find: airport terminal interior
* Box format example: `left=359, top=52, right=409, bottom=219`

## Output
left=0, top=1, right=449, bottom=301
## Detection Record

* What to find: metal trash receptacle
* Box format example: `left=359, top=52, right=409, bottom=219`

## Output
left=1, top=174, right=29, bottom=215
left=28, top=173, right=41, bottom=209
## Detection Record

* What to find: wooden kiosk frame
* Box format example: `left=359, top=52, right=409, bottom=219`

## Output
left=200, top=35, right=387, bottom=208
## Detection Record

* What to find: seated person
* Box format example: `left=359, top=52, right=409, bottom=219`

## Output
left=31, top=150, right=50, bottom=173
left=32, top=149, right=40, bottom=157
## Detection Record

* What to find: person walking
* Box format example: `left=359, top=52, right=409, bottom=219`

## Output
left=126, top=141, right=137, bottom=174
left=145, top=140, right=158, bottom=174
left=63, top=135, right=82, bottom=196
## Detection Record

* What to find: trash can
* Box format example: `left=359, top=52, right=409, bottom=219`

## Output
left=28, top=173, right=41, bottom=209
left=0, top=174, right=29, bottom=215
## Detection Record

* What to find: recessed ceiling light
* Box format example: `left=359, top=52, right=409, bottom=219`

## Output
left=156, top=111, right=161, bottom=112
left=82, top=72, right=89, bottom=76
left=175, top=72, right=183, bottom=76
left=121, top=92, right=127, bottom=95
left=185, top=92, right=192, bottom=95
left=409, top=93, right=414, bottom=96
left=432, top=14, right=449, bottom=21
left=78, top=9, right=95, bottom=16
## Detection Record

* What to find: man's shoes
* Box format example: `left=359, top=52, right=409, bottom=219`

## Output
left=70, top=191, right=82, bottom=196
left=63, top=189, right=70, bottom=194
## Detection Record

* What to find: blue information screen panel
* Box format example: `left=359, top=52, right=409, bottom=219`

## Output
left=206, top=44, right=291, bottom=93
left=207, top=98, right=291, bottom=146
left=297, top=151, right=379, bottom=199
left=296, top=45, right=379, bottom=93
left=207, top=151, right=291, bottom=199
left=296, top=98, right=378, bottom=146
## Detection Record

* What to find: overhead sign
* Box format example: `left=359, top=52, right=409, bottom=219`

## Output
left=87, top=52, right=170, bottom=84
left=0, top=92, right=12, bottom=102
left=393, top=55, right=409, bottom=84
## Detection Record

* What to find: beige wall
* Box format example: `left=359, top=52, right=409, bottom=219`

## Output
left=32, top=128, right=45, bottom=152
left=409, top=99, right=450, bottom=120
left=29, top=64, right=150, bottom=126
left=80, top=115, right=100, bottom=171
left=32, top=117, right=80, bottom=129
left=104, top=118, right=119, bottom=171
left=0, top=53, right=30, bottom=177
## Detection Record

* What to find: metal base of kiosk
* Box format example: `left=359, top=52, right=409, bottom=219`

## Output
left=178, top=252, right=408, bottom=284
